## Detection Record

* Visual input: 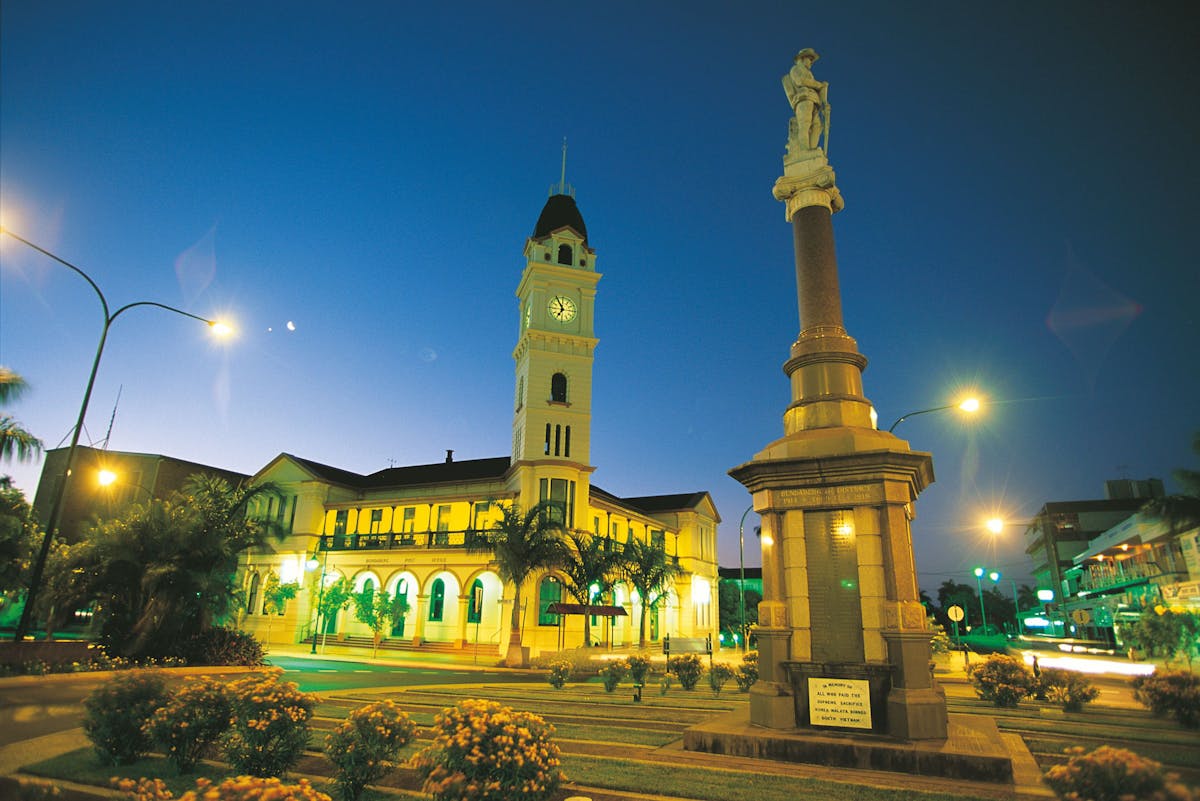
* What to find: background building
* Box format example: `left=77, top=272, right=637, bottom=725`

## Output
left=33, top=445, right=249, bottom=542
left=238, top=187, right=721, bottom=659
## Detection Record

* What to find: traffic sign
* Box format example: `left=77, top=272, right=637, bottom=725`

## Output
left=947, top=604, right=965, bottom=622
left=1070, top=608, right=1091, bottom=625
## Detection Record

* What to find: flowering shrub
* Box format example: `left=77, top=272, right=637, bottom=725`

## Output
left=598, top=660, right=626, bottom=693
left=546, top=659, right=572, bottom=689
left=144, top=676, right=231, bottom=773
left=707, top=664, right=734, bottom=695
left=1036, top=668, right=1100, bottom=713
left=966, top=654, right=1035, bottom=707
left=175, top=627, right=264, bottom=667
left=325, top=700, right=416, bottom=801
left=220, top=669, right=319, bottom=777
left=414, top=698, right=564, bottom=801
left=667, top=654, right=703, bottom=691
left=1043, top=746, right=1196, bottom=801
left=83, top=671, right=168, bottom=765
left=1132, top=670, right=1200, bottom=728
left=114, top=775, right=332, bottom=800
left=734, top=651, right=758, bottom=692
left=625, top=654, right=651, bottom=686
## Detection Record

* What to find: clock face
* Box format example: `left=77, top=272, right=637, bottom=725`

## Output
left=548, top=295, right=577, bottom=322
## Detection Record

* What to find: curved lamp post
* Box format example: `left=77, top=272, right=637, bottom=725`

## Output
left=887, top=397, right=981, bottom=433
left=3, top=229, right=229, bottom=641
left=737, top=503, right=754, bottom=651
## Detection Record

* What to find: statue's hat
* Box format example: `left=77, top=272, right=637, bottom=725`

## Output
left=795, top=48, right=819, bottom=63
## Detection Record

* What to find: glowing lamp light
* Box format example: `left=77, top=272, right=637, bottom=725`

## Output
left=97, top=469, right=118, bottom=487
left=958, top=397, right=981, bottom=413
left=973, top=567, right=984, bottom=578
left=209, top=320, right=234, bottom=337
left=1037, top=589, right=1055, bottom=602
left=985, top=517, right=1004, bottom=534
left=989, top=570, right=1001, bottom=582
left=761, top=533, right=774, bottom=547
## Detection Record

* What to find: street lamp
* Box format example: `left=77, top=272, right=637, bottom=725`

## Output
left=2, top=229, right=231, bottom=642
left=737, top=503, right=754, bottom=652
left=887, top=396, right=981, bottom=433
left=983, top=517, right=1030, bottom=633
left=972, top=566, right=1001, bottom=632
left=96, top=468, right=155, bottom=511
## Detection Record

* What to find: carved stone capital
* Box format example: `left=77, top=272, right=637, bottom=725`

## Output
left=773, top=166, right=844, bottom=217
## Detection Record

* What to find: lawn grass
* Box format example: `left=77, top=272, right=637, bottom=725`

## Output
left=560, top=754, right=976, bottom=801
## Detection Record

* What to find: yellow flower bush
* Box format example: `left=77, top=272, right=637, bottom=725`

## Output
left=114, top=775, right=332, bottom=801
left=414, top=698, right=563, bottom=801
left=324, top=700, right=416, bottom=801
left=83, top=671, right=168, bottom=765
left=144, top=676, right=232, bottom=773
left=966, top=654, right=1035, bottom=707
left=1044, top=746, right=1195, bottom=801
left=221, top=669, right=320, bottom=777
left=624, top=654, right=651, bottom=686
left=545, top=659, right=572, bottom=689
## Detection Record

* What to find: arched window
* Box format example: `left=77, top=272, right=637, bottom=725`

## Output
left=551, top=372, right=567, bottom=402
left=246, top=573, right=262, bottom=616
left=554, top=424, right=561, bottom=456
left=538, top=576, right=562, bottom=626
left=564, top=426, right=571, bottom=458
left=391, top=579, right=409, bottom=636
left=544, top=423, right=551, bottom=455
left=467, top=578, right=484, bottom=624
left=557, top=244, right=573, bottom=265
left=429, top=578, right=446, bottom=621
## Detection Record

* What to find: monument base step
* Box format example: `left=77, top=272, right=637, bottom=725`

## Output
left=684, top=708, right=1044, bottom=787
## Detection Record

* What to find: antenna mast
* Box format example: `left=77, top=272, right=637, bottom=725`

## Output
left=101, top=385, right=123, bottom=449
left=559, top=137, right=568, bottom=194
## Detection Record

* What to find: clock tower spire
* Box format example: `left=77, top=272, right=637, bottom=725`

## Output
left=508, top=179, right=600, bottom=526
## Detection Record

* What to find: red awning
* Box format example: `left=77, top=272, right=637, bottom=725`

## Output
left=546, top=603, right=628, bottom=617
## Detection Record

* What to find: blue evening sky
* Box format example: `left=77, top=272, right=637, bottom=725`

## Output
left=2, top=2, right=1197, bottom=591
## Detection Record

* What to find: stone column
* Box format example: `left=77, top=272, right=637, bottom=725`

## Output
left=411, top=594, right=427, bottom=645
left=456, top=596, right=471, bottom=647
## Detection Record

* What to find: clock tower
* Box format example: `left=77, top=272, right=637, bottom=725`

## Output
left=508, top=185, right=600, bottom=526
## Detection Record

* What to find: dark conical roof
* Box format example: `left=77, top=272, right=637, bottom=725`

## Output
left=532, top=194, right=587, bottom=245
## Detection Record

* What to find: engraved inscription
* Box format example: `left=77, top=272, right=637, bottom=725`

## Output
left=778, top=484, right=878, bottom=507
left=809, top=678, right=872, bottom=729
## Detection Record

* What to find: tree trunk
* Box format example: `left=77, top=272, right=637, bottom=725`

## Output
left=638, top=605, right=648, bottom=649
left=505, top=592, right=528, bottom=667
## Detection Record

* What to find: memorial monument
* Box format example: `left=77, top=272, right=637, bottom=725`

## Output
left=727, top=46, right=948, bottom=742
left=687, top=51, right=1033, bottom=783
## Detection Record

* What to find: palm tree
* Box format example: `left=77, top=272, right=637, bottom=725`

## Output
left=71, top=474, right=285, bottom=657
left=620, top=537, right=681, bottom=649
left=557, top=529, right=621, bottom=647
left=470, top=501, right=565, bottom=667
left=0, top=367, right=42, bottom=463
left=1141, top=430, right=1200, bottom=532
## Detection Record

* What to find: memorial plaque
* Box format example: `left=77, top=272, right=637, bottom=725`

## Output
left=808, top=677, right=872, bottom=729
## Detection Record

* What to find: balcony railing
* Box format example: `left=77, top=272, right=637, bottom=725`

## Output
left=317, top=530, right=490, bottom=552
left=1076, top=561, right=1185, bottom=594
